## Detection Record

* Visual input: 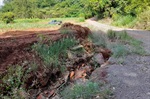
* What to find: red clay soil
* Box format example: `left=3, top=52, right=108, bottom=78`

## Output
left=0, top=30, right=62, bottom=74
left=0, top=23, right=92, bottom=74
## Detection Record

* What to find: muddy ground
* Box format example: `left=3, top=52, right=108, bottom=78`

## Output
left=0, top=30, right=62, bottom=74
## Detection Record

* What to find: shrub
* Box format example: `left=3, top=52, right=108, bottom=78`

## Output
left=0, top=66, right=25, bottom=98
left=112, top=15, right=136, bottom=27
left=136, top=10, right=150, bottom=30
left=2, top=12, right=15, bottom=24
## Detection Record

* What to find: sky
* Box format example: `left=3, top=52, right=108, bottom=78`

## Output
left=0, top=0, right=4, bottom=6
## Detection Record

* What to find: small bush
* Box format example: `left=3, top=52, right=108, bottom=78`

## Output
left=136, top=10, right=150, bottom=30
left=112, top=15, right=136, bottom=27
left=0, top=66, right=25, bottom=98
left=2, top=12, right=15, bottom=24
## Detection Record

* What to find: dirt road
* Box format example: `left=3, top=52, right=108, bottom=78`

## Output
left=86, top=19, right=150, bottom=99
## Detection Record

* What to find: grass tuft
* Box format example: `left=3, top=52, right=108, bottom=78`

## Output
left=108, top=43, right=129, bottom=58
left=107, top=30, right=146, bottom=56
left=89, top=32, right=107, bottom=48
left=112, top=15, right=136, bottom=27
left=32, top=36, right=77, bottom=71
left=60, top=82, right=101, bottom=99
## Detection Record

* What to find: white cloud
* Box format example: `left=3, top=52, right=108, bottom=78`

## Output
left=0, top=0, right=4, bottom=6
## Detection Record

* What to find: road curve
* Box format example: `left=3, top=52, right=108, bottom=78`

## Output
left=86, top=19, right=150, bottom=52
left=86, top=19, right=150, bottom=99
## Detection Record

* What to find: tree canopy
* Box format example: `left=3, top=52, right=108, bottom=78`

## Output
left=0, top=0, right=150, bottom=19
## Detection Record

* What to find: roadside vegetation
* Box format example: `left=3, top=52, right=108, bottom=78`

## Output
left=88, top=28, right=146, bottom=61
left=32, top=36, right=77, bottom=72
left=0, top=0, right=149, bottom=98
left=0, top=0, right=149, bottom=30
left=61, top=81, right=112, bottom=99
left=107, top=30, right=146, bottom=58
left=0, top=24, right=113, bottom=99
left=0, top=17, right=84, bottom=32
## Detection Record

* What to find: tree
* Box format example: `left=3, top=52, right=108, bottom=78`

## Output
left=2, top=12, right=15, bottom=23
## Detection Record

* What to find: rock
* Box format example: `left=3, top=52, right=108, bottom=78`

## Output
left=108, top=57, right=116, bottom=64
left=101, top=61, right=110, bottom=67
left=95, top=47, right=112, bottom=60
left=90, top=67, right=108, bottom=83
left=93, top=53, right=105, bottom=65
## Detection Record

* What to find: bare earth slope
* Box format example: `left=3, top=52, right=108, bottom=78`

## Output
left=86, top=19, right=150, bottom=99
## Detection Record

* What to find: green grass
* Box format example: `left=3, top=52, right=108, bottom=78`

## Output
left=88, top=32, right=107, bottom=48
left=107, top=30, right=146, bottom=56
left=61, top=82, right=99, bottom=99
left=108, top=43, right=129, bottom=58
left=60, top=82, right=110, bottom=99
left=0, top=65, right=25, bottom=99
left=0, top=17, right=84, bottom=32
left=32, top=36, right=78, bottom=71
left=112, top=15, right=136, bottom=27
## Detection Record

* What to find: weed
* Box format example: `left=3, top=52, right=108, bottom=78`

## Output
left=78, top=17, right=85, bottom=22
left=107, top=30, right=146, bottom=55
left=0, top=65, right=25, bottom=98
left=32, top=37, right=77, bottom=71
left=107, top=30, right=117, bottom=40
left=28, top=62, right=38, bottom=72
left=108, top=43, right=129, bottom=58
left=101, top=89, right=114, bottom=99
left=112, top=15, right=136, bottom=27
left=136, top=10, right=150, bottom=30
left=60, top=82, right=101, bottom=99
left=89, top=32, right=107, bottom=48
left=130, top=41, right=146, bottom=55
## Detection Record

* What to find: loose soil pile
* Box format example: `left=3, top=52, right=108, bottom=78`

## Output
left=0, top=23, right=111, bottom=99
left=0, top=30, right=62, bottom=74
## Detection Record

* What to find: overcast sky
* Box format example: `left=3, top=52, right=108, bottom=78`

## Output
left=0, top=0, right=4, bottom=6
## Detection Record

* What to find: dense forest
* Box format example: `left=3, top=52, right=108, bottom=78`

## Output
left=0, top=0, right=150, bottom=29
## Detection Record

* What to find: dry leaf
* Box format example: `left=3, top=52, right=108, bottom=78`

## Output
left=70, top=71, right=75, bottom=79
left=74, top=70, right=86, bottom=80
